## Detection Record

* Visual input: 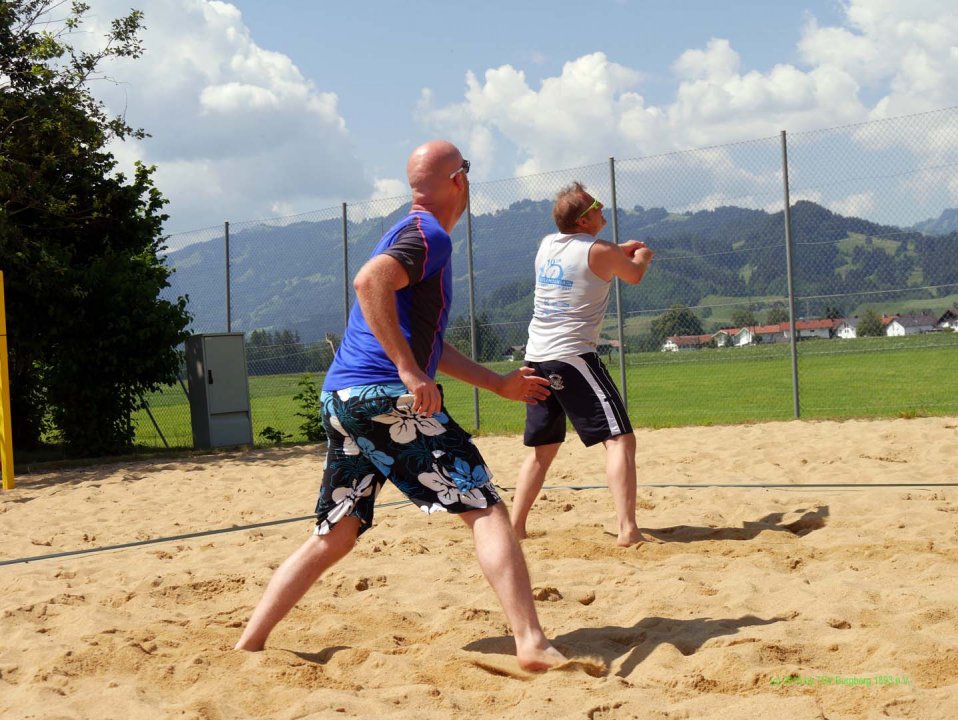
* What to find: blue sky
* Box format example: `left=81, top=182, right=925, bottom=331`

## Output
left=77, top=0, right=958, bottom=242
left=229, top=0, right=847, bottom=178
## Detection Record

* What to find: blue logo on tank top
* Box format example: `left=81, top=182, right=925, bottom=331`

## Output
left=538, top=259, right=573, bottom=287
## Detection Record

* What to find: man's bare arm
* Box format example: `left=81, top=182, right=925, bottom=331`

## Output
left=353, top=254, right=442, bottom=415
left=438, top=342, right=550, bottom=404
left=589, top=239, right=654, bottom=284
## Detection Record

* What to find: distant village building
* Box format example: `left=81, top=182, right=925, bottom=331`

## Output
left=503, top=345, right=525, bottom=361
left=885, top=313, right=938, bottom=337
left=507, top=338, right=619, bottom=359
left=723, top=319, right=839, bottom=347
left=835, top=318, right=859, bottom=339
left=661, top=334, right=714, bottom=352
left=660, top=311, right=951, bottom=352
left=596, top=337, right=621, bottom=358
left=712, top=330, right=732, bottom=348
left=790, top=318, right=839, bottom=340
left=936, top=308, right=958, bottom=332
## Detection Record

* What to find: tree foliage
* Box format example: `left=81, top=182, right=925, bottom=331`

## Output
left=650, top=304, right=704, bottom=341
left=856, top=308, right=885, bottom=337
left=0, top=1, right=191, bottom=455
left=293, top=375, right=326, bottom=442
left=822, top=304, right=844, bottom=320
left=731, top=307, right=758, bottom=328
left=446, top=313, right=505, bottom=362
left=246, top=328, right=335, bottom=376
left=766, top=304, right=789, bottom=324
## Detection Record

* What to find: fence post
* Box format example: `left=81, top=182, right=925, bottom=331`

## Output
left=342, top=202, right=349, bottom=330
left=609, top=157, right=627, bottom=409
left=466, top=186, right=480, bottom=429
left=780, top=130, right=801, bottom=419
left=224, top=221, right=231, bottom=332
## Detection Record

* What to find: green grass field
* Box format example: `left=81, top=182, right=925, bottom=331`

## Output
left=134, top=332, right=958, bottom=448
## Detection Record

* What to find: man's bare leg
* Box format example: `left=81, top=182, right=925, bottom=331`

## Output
left=510, top=443, right=561, bottom=539
left=461, top=503, right=566, bottom=670
left=234, top=516, right=360, bottom=651
left=603, top=433, right=643, bottom=546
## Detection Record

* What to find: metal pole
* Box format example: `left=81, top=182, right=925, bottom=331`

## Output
left=0, top=271, right=14, bottom=490
left=609, top=157, right=627, bottom=409
left=780, top=131, right=801, bottom=418
left=224, top=221, right=231, bottom=332
left=466, top=187, right=480, bottom=429
left=342, top=203, right=349, bottom=331
left=144, top=403, right=170, bottom=449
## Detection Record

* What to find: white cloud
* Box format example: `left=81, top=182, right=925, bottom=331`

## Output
left=68, top=0, right=958, bottom=238
left=672, top=38, right=740, bottom=83
left=828, top=192, right=877, bottom=218
left=81, top=0, right=371, bottom=236
left=418, top=53, right=647, bottom=177
left=371, top=178, right=408, bottom=201
left=799, top=0, right=958, bottom=117
left=416, top=0, right=958, bottom=226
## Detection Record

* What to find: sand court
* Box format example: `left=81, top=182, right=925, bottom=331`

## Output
left=2, top=417, right=956, bottom=719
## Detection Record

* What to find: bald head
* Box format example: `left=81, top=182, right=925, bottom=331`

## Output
left=407, top=140, right=463, bottom=194
left=406, top=139, right=468, bottom=232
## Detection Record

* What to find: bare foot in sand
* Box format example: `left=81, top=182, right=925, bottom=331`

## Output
left=233, top=640, right=264, bottom=652
left=517, top=643, right=567, bottom=671
left=616, top=528, right=663, bottom=547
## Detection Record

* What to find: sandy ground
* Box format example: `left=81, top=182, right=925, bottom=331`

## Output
left=1, top=416, right=956, bottom=720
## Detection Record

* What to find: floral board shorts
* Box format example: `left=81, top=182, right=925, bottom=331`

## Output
left=314, top=383, right=501, bottom=537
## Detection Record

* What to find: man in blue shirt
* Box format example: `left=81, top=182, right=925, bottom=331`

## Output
left=235, top=140, right=566, bottom=671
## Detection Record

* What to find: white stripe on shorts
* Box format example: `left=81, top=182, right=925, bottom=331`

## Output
left=565, top=354, right=622, bottom=436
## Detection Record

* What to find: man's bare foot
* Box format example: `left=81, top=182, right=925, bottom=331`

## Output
left=233, top=639, right=264, bottom=652
left=616, top=528, right=661, bottom=547
left=517, top=643, right=567, bottom=671
left=512, top=525, right=527, bottom=540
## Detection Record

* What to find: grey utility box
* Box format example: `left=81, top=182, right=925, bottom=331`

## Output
left=186, top=333, right=254, bottom=448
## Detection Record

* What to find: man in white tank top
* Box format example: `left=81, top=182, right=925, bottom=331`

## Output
left=511, top=182, right=655, bottom=546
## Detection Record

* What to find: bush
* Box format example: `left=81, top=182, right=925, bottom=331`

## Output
left=259, top=426, right=292, bottom=445
left=294, top=375, right=327, bottom=442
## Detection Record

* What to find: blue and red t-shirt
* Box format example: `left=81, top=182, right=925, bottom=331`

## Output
left=323, top=211, right=452, bottom=391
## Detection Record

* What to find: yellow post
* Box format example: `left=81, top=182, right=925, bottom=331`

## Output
left=0, top=271, right=14, bottom=490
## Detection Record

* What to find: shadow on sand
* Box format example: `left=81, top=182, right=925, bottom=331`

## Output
left=465, top=614, right=785, bottom=677
left=643, top=506, right=830, bottom=543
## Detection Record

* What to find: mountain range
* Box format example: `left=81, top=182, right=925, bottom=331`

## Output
left=911, top=207, right=958, bottom=236
left=162, top=202, right=958, bottom=342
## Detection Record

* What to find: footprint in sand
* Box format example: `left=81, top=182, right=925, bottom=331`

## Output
left=470, top=656, right=607, bottom=679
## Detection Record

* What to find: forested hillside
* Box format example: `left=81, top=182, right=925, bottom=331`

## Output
left=164, top=201, right=958, bottom=341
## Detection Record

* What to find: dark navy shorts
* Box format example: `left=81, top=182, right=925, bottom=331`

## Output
left=523, top=352, right=633, bottom=448
left=314, top=384, right=501, bottom=537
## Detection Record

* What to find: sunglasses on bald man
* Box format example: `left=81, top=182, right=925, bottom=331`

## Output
left=449, top=159, right=470, bottom=179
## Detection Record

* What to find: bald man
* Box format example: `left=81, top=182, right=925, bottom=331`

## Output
left=235, top=140, right=566, bottom=671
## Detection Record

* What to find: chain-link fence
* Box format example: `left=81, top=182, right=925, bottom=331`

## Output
left=135, top=108, right=958, bottom=449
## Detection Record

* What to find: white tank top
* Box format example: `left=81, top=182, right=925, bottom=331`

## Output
left=524, top=232, right=611, bottom=362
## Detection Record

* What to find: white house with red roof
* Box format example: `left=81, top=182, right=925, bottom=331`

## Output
left=661, top=334, right=716, bottom=352
left=723, top=319, right=839, bottom=346
left=791, top=318, right=840, bottom=339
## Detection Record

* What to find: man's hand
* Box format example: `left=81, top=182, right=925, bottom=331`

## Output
left=494, top=366, right=551, bottom=404
left=633, top=246, right=654, bottom=264
left=399, top=367, right=442, bottom=416
left=621, top=240, right=647, bottom=257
